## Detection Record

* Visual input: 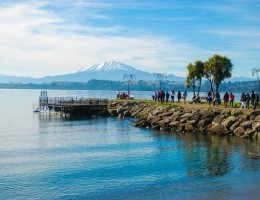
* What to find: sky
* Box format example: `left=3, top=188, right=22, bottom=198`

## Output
left=0, top=0, right=259, bottom=78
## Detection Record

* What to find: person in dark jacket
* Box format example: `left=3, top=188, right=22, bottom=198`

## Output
left=240, top=92, right=246, bottom=109
left=166, top=91, right=170, bottom=103
left=177, top=91, right=181, bottom=103
left=223, top=91, right=229, bottom=107
left=253, top=92, right=259, bottom=110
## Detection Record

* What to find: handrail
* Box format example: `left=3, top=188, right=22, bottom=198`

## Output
left=39, top=97, right=108, bottom=106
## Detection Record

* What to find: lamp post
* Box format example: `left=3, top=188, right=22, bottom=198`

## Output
left=154, top=73, right=167, bottom=90
left=123, top=74, right=136, bottom=97
left=252, top=68, right=260, bottom=92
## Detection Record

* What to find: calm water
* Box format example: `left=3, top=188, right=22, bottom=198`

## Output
left=0, top=89, right=260, bottom=200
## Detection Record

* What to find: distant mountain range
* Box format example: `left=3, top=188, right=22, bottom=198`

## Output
left=0, top=60, right=255, bottom=83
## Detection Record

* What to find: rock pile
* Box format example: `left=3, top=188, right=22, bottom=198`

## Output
left=107, top=101, right=260, bottom=140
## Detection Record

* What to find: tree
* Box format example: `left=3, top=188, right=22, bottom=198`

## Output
left=186, top=60, right=204, bottom=96
left=186, top=63, right=197, bottom=96
left=194, top=60, right=204, bottom=95
left=204, top=54, right=233, bottom=93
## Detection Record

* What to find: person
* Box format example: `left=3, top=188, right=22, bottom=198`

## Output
left=229, top=93, right=235, bottom=107
left=190, top=95, right=196, bottom=104
left=166, top=91, right=170, bottom=103
left=177, top=91, right=181, bottom=103
left=158, top=90, right=162, bottom=102
left=215, top=92, right=221, bottom=105
left=251, top=91, right=255, bottom=106
left=212, top=93, right=216, bottom=106
left=154, top=91, right=158, bottom=102
left=223, top=91, right=229, bottom=107
left=171, top=90, right=175, bottom=102
left=117, top=89, right=120, bottom=99
left=245, top=93, right=250, bottom=108
left=121, top=92, right=127, bottom=99
left=207, top=90, right=213, bottom=106
left=253, top=92, right=259, bottom=110
left=189, top=94, right=200, bottom=104
left=240, top=92, right=246, bottom=109
left=161, top=90, right=165, bottom=102
left=183, top=90, right=187, bottom=104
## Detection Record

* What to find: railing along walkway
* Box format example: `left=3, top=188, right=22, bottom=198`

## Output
left=39, top=97, right=108, bottom=107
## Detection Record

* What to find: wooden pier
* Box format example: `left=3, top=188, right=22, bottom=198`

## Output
left=35, top=95, right=109, bottom=117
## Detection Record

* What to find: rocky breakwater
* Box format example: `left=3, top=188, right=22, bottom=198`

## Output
left=107, top=101, right=260, bottom=140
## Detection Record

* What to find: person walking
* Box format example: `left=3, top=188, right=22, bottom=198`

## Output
left=223, top=91, right=229, bottom=107
left=207, top=90, right=213, bottom=106
left=166, top=91, right=170, bottom=103
left=171, top=90, right=175, bottom=102
left=246, top=93, right=250, bottom=108
left=253, top=92, right=259, bottom=110
left=183, top=90, right=187, bottom=104
left=117, top=89, right=120, bottom=99
left=240, top=92, right=246, bottom=109
left=177, top=91, right=181, bottom=103
left=229, top=93, right=235, bottom=107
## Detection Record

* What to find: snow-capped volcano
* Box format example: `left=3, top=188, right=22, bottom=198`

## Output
left=0, top=60, right=186, bottom=83
left=79, top=61, right=137, bottom=72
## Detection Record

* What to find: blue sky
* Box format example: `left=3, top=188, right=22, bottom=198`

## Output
left=0, top=0, right=259, bottom=78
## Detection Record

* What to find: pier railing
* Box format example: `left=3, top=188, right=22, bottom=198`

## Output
left=39, top=97, right=109, bottom=106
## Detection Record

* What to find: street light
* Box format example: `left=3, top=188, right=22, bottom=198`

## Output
left=252, top=68, right=260, bottom=92
left=123, top=74, right=136, bottom=97
left=154, top=73, right=167, bottom=90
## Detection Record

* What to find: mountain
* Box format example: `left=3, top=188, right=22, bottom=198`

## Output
left=0, top=61, right=254, bottom=84
left=0, top=61, right=186, bottom=83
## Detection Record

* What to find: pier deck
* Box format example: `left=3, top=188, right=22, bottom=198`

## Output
left=36, top=96, right=109, bottom=116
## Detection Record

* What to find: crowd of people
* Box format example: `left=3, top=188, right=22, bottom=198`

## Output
left=206, top=90, right=260, bottom=110
left=150, top=89, right=260, bottom=110
left=152, top=90, right=188, bottom=103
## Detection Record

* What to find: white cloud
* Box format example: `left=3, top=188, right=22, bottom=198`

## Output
left=0, top=1, right=200, bottom=77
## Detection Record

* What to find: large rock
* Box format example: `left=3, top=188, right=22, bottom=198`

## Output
left=132, top=118, right=148, bottom=128
left=169, top=121, right=180, bottom=127
left=230, top=121, right=241, bottom=131
left=212, top=115, right=226, bottom=126
left=252, top=121, right=260, bottom=131
left=221, top=116, right=238, bottom=129
left=149, top=116, right=161, bottom=124
left=240, top=120, right=255, bottom=129
left=180, top=113, right=194, bottom=119
left=158, top=111, right=174, bottom=118
left=185, top=123, right=194, bottom=131
left=255, top=115, right=260, bottom=122
left=190, top=113, right=202, bottom=123
left=197, top=118, right=212, bottom=128
left=234, top=127, right=245, bottom=136
left=209, top=125, right=227, bottom=134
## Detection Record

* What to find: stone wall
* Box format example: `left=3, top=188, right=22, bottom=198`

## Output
left=107, top=101, right=260, bottom=140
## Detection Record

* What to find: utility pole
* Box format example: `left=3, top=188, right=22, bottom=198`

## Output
left=123, top=74, right=136, bottom=97
left=252, top=68, right=260, bottom=92
left=154, top=73, right=167, bottom=90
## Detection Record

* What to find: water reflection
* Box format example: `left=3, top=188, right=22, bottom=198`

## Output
left=151, top=130, right=260, bottom=178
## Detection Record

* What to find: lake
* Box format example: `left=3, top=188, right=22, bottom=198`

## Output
left=0, top=89, right=259, bottom=200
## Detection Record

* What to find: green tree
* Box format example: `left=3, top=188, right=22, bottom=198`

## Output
left=204, top=54, right=233, bottom=93
left=186, top=63, right=197, bottom=96
left=194, top=60, right=204, bottom=95
left=186, top=60, right=204, bottom=96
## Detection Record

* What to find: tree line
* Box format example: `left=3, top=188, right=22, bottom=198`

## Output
left=186, top=54, right=233, bottom=96
left=0, top=79, right=258, bottom=93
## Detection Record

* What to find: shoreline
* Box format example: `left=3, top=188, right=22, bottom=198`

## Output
left=107, top=100, right=260, bottom=140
